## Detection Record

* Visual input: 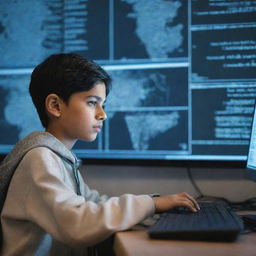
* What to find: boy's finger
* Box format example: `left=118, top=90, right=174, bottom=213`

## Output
left=182, top=200, right=198, bottom=212
left=183, top=193, right=200, bottom=210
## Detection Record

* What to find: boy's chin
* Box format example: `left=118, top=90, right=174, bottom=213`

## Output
left=83, top=135, right=98, bottom=142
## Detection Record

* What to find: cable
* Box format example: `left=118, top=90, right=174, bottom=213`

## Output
left=186, top=167, right=256, bottom=211
left=187, top=168, right=232, bottom=205
left=230, top=198, right=256, bottom=211
left=186, top=167, right=204, bottom=198
left=187, top=167, right=230, bottom=203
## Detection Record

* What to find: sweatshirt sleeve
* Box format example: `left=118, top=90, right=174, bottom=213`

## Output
left=23, top=148, right=155, bottom=247
left=78, top=172, right=109, bottom=203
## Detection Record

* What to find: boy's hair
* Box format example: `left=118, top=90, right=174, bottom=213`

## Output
left=29, top=53, right=112, bottom=128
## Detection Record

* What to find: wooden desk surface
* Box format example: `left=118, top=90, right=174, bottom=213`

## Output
left=114, top=230, right=256, bottom=256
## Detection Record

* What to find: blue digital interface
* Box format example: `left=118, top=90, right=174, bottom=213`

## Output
left=0, top=0, right=256, bottom=161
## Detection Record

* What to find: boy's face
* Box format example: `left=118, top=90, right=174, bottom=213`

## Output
left=55, top=82, right=107, bottom=146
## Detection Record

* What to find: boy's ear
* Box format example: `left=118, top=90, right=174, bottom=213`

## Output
left=45, top=94, right=63, bottom=118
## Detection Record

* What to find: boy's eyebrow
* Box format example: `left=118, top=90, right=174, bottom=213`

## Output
left=86, top=95, right=106, bottom=103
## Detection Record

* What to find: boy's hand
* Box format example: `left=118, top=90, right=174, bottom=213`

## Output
left=153, top=192, right=200, bottom=213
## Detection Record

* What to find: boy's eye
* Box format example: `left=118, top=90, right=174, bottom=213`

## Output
left=88, top=101, right=97, bottom=107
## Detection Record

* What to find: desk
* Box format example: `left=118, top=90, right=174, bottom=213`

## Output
left=114, top=230, right=256, bottom=256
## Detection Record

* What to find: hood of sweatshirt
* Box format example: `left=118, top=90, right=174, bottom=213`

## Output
left=0, top=131, right=78, bottom=212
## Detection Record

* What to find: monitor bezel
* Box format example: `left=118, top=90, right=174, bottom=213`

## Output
left=0, top=153, right=247, bottom=168
left=246, top=103, right=256, bottom=182
left=83, top=158, right=246, bottom=168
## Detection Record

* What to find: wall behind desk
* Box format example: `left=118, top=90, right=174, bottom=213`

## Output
left=80, top=165, right=256, bottom=202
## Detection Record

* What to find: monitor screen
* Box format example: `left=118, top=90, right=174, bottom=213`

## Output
left=246, top=104, right=256, bottom=181
left=0, top=0, right=256, bottom=164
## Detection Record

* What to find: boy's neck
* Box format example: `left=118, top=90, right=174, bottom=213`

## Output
left=45, top=127, right=76, bottom=150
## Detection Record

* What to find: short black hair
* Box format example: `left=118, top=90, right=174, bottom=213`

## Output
left=29, top=53, right=112, bottom=128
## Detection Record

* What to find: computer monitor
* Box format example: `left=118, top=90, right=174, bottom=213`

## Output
left=0, top=1, right=255, bottom=167
left=246, top=104, right=256, bottom=182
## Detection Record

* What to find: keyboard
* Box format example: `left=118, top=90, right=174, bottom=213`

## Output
left=148, top=202, right=244, bottom=242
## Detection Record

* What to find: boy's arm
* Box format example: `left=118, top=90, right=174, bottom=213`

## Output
left=22, top=148, right=155, bottom=247
left=78, top=172, right=109, bottom=202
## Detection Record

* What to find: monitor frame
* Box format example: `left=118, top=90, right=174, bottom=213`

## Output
left=0, top=153, right=246, bottom=169
left=246, top=103, right=256, bottom=182
left=77, top=157, right=246, bottom=168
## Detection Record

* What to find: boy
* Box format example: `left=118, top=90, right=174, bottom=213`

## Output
left=0, top=53, right=199, bottom=255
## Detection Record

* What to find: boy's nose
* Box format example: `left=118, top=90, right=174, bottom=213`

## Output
left=96, top=108, right=107, bottom=121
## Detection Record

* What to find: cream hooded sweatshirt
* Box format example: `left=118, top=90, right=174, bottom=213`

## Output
left=0, top=132, right=155, bottom=255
